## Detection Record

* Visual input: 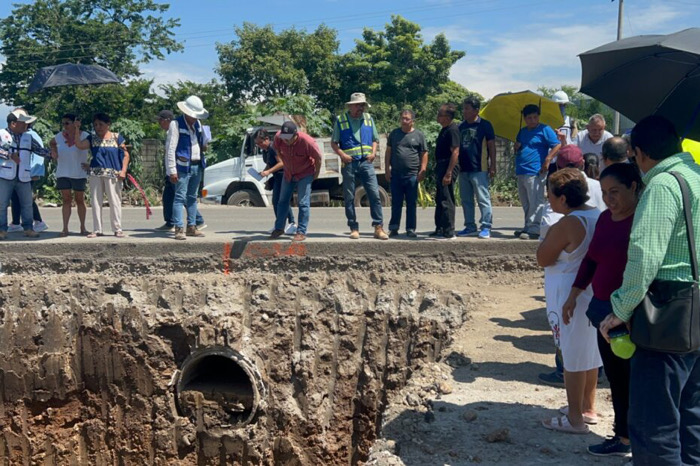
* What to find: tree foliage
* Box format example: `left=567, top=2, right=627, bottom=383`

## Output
left=338, top=16, right=465, bottom=112
left=538, top=85, right=615, bottom=130
left=216, top=23, right=339, bottom=109
left=0, top=0, right=181, bottom=115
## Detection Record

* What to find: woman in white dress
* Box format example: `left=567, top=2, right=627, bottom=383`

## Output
left=537, top=168, right=602, bottom=434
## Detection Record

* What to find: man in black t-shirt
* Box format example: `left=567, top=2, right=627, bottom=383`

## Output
left=254, top=129, right=296, bottom=234
left=457, top=96, right=496, bottom=239
left=385, top=109, right=428, bottom=237
left=432, top=103, right=460, bottom=239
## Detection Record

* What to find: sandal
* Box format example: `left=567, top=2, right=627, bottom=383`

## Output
left=59, top=231, right=69, bottom=237
left=86, top=232, right=103, bottom=238
left=115, top=231, right=127, bottom=238
left=559, top=406, right=598, bottom=425
left=80, top=230, right=90, bottom=236
left=542, top=415, right=590, bottom=434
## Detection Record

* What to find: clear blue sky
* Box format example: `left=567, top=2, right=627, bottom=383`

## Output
left=2, top=0, right=700, bottom=106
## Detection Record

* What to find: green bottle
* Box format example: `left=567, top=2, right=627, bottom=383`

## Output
left=609, top=326, right=636, bottom=359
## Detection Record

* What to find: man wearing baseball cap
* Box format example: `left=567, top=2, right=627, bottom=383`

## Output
left=164, top=96, right=209, bottom=240
left=156, top=109, right=206, bottom=233
left=269, top=121, right=322, bottom=242
left=0, top=109, right=49, bottom=239
left=331, top=92, right=389, bottom=240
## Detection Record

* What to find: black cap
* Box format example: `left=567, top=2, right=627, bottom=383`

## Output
left=157, top=110, right=174, bottom=120
left=279, top=121, right=298, bottom=140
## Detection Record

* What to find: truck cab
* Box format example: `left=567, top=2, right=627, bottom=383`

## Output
left=202, top=116, right=390, bottom=207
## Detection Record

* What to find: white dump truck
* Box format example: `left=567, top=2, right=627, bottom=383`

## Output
left=201, top=116, right=390, bottom=207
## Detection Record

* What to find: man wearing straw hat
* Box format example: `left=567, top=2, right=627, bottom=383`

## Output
left=165, top=95, right=209, bottom=241
left=331, top=92, right=389, bottom=240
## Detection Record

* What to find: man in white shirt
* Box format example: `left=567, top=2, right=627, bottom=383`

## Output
left=165, top=96, right=209, bottom=240
left=574, top=114, right=613, bottom=166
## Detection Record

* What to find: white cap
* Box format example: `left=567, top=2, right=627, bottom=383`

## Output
left=552, top=90, right=570, bottom=105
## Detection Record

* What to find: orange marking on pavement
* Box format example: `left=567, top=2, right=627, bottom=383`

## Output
left=223, top=242, right=232, bottom=274
left=242, top=242, right=307, bottom=259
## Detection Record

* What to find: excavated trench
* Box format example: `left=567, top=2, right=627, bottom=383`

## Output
left=0, top=241, right=536, bottom=465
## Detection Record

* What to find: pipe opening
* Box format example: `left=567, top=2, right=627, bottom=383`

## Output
left=175, top=347, right=264, bottom=427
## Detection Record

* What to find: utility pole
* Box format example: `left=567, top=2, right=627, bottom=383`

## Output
left=613, top=0, right=624, bottom=134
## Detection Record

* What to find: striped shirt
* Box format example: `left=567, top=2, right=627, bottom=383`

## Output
left=611, top=152, right=700, bottom=322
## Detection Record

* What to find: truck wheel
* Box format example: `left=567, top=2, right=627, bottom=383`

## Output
left=354, top=185, right=390, bottom=207
left=226, top=190, right=263, bottom=207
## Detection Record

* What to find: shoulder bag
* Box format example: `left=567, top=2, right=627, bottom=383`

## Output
left=630, top=171, right=700, bottom=353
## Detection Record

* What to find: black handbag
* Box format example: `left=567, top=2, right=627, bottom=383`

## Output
left=630, top=171, right=700, bottom=353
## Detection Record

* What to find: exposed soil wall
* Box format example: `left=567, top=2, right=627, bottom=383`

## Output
left=0, top=268, right=470, bottom=465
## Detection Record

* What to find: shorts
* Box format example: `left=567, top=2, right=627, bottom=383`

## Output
left=56, top=177, right=87, bottom=192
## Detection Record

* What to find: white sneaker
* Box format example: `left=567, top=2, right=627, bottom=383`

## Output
left=33, top=221, right=48, bottom=232
left=285, top=223, right=297, bottom=235
left=7, top=224, right=23, bottom=233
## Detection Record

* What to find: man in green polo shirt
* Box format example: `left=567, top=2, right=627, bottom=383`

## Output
left=601, top=115, right=700, bottom=466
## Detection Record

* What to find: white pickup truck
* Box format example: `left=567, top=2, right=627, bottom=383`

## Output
left=201, top=116, right=390, bottom=207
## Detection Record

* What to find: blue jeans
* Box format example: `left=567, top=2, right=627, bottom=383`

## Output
left=275, top=175, right=312, bottom=234
left=172, top=164, right=202, bottom=228
left=272, top=173, right=295, bottom=225
left=11, top=179, right=41, bottom=224
left=342, top=159, right=383, bottom=230
left=0, top=178, right=33, bottom=232
left=163, top=176, right=204, bottom=226
left=389, top=174, right=418, bottom=232
left=458, top=171, right=492, bottom=230
left=629, top=347, right=700, bottom=465
left=516, top=173, right=546, bottom=235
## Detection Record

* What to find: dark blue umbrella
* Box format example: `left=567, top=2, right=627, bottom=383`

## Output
left=579, top=28, right=700, bottom=139
left=28, top=63, right=120, bottom=93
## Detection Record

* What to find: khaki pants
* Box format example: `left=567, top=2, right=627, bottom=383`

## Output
left=89, top=175, right=122, bottom=234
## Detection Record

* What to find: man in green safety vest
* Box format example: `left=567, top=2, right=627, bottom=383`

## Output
left=331, top=92, right=389, bottom=240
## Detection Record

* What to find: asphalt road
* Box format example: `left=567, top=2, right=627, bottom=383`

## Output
left=3, top=205, right=526, bottom=243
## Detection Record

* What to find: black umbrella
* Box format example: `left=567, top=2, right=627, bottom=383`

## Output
left=579, top=28, right=700, bottom=138
left=28, top=63, right=120, bottom=93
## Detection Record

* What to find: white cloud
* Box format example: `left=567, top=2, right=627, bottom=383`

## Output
left=140, top=60, right=217, bottom=96
left=448, top=1, right=687, bottom=99
left=421, top=25, right=486, bottom=47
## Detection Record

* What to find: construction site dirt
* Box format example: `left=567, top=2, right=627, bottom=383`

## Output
left=0, top=240, right=624, bottom=465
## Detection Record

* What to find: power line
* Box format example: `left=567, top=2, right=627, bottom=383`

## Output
left=0, top=0, right=534, bottom=63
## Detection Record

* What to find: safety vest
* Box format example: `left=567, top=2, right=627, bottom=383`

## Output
left=336, top=112, right=374, bottom=160
left=175, top=115, right=206, bottom=174
left=0, top=128, right=33, bottom=182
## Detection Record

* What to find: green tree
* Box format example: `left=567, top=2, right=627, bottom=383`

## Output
left=338, top=16, right=465, bottom=112
left=0, top=0, right=181, bottom=115
left=537, top=85, right=614, bottom=130
left=216, top=23, right=340, bottom=109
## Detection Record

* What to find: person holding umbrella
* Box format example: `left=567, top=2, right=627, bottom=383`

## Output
left=514, top=104, right=561, bottom=240
left=73, top=113, right=130, bottom=238
left=49, top=113, right=90, bottom=236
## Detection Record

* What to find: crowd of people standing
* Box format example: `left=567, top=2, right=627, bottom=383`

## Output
left=534, top=113, right=700, bottom=466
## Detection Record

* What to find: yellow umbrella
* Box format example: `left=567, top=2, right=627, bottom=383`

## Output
left=682, top=138, right=700, bottom=165
left=480, top=90, right=564, bottom=142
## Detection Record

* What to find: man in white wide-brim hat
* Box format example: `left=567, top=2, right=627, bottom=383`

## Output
left=165, top=95, right=209, bottom=240
left=331, top=92, right=388, bottom=240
